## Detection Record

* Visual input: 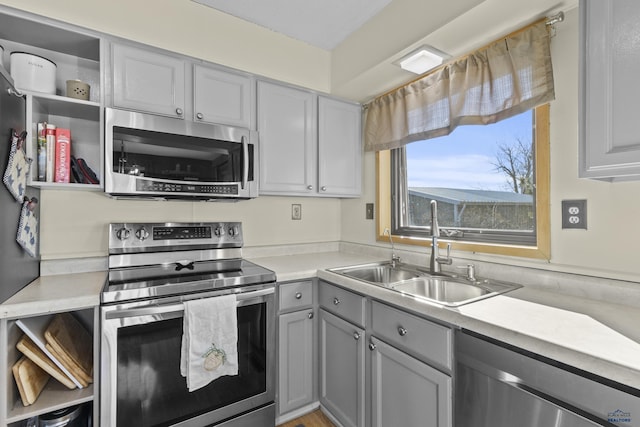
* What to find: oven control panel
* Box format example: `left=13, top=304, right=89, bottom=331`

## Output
left=108, top=222, right=244, bottom=253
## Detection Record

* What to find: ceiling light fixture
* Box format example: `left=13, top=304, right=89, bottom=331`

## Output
left=396, top=45, right=449, bottom=75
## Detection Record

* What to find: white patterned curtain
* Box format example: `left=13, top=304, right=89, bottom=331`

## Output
left=364, top=20, right=555, bottom=152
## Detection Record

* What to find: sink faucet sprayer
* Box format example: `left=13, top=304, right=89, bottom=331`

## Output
left=430, top=200, right=452, bottom=273
left=384, top=228, right=401, bottom=267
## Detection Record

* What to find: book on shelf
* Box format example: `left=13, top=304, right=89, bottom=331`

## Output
left=45, top=123, right=56, bottom=182
left=54, top=128, right=71, bottom=183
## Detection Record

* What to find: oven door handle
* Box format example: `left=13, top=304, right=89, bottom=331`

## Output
left=105, top=287, right=274, bottom=320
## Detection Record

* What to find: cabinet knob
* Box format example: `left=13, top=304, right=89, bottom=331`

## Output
left=175, top=107, right=184, bottom=116
left=369, top=341, right=376, bottom=351
left=196, top=112, right=204, bottom=120
left=353, top=332, right=360, bottom=340
left=295, top=292, right=302, bottom=300
left=333, top=297, right=340, bottom=305
left=321, top=186, right=327, bottom=191
left=308, top=312, right=314, bottom=319
left=398, top=326, right=408, bottom=336
left=307, top=185, right=313, bottom=190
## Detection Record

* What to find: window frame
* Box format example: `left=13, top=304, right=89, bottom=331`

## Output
left=376, top=104, right=550, bottom=260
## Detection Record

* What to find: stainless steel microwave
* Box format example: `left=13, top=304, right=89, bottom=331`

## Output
left=104, top=108, right=258, bottom=201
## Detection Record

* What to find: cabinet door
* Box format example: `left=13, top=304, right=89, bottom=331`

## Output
left=318, top=96, right=362, bottom=196
left=193, top=65, right=252, bottom=128
left=319, top=309, right=365, bottom=427
left=112, top=44, right=185, bottom=118
left=580, top=0, right=640, bottom=180
left=370, top=337, right=452, bottom=427
left=278, top=309, right=315, bottom=415
left=257, top=81, right=316, bottom=195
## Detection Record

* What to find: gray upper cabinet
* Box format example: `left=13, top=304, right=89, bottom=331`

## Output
left=258, top=80, right=317, bottom=195
left=579, top=0, right=640, bottom=180
left=112, top=43, right=186, bottom=118
left=318, top=96, right=362, bottom=197
left=258, top=81, right=362, bottom=197
left=193, top=64, right=252, bottom=128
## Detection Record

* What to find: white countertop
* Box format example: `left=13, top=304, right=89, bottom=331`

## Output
left=251, top=251, right=640, bottom=390
left=3, top=251, right=640, bottom=390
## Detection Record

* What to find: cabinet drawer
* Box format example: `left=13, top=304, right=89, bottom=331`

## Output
left=279, top=281, right=313, bottom=311
left=318, top=281, right=366, bottom=327
left=371, top=301, right=452, bottom=371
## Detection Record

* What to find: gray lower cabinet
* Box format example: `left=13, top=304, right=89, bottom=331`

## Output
left=317, top=281, right=453, bottom=427
left=278, top=309, right=315, bottom=414
left=277, top=280, right=316, bottom=420
left=319, top=309, right=366, bottom=427
left=369, top=336, right=452, bottom=427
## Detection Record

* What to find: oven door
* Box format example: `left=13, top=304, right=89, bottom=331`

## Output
left=104, top=107, right=258, bottom=200
left=100, top=285, right=275, bottom=427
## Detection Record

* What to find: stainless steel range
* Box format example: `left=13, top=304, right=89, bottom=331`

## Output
left=100, top=222, right=276, bottom=427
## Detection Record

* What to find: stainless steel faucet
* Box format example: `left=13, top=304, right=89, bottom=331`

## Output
left=384, top=228, right=401, bottom=267
left=429, top=200, right=452, bottom=274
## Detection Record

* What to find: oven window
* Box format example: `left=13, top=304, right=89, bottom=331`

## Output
left=116, top=302, right=267, bottom=426
left=112, top=126, right=254, bottom=183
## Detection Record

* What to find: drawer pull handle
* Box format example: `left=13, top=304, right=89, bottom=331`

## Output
left=353, top=332, right=360, bottom=340
left=369, top=341, right=376, bottom=351
left=333, top=297, right=341, bottom=305
left=308, top=312, right=314, bottom=319
left=295, top=292, right=302, bottom=299
left=398, top=326, right=408, bottom=336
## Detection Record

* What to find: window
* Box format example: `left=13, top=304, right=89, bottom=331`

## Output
left=377, top=104, right=550, bottom=259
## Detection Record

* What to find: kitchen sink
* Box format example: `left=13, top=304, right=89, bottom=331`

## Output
left=328, top=262, right=521, bottom=306
left=329, top=262, right=424, bottom=285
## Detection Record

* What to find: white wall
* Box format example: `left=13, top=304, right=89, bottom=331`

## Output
left=342, top=8, right=640, bottom=282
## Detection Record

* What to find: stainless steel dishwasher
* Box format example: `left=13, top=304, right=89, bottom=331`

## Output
left=455, top=330, right=640, bottom=427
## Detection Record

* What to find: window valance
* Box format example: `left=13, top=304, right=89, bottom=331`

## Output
left=364, top=20, right=555, bottom=152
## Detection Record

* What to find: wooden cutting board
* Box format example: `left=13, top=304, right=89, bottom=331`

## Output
left=16, top=335, right=77, bottom=389
left=44, top=313, right=93, bottom=383
left=45, top=343, right=91, bottom=387
left=12, top=355, right=50, bottom=406
left=16, top=316, right=83, bottom=388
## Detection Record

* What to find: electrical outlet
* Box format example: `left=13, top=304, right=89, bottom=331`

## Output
left=561, top=199, right=587, bottom=229
left=291, top=204, right=302, bottom=220
left=366, top=203, right=374, bottom=220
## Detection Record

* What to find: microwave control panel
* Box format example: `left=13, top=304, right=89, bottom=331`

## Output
left=136, top=179, right=238, bottom=195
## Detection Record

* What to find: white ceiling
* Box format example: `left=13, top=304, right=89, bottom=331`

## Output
left=193, top=0, right=393, bottom=50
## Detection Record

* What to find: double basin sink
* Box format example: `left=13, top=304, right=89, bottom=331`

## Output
left=328, top=262, right=521, bottom=307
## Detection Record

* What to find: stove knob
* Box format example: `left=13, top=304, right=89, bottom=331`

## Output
left=228, top=225, right=239, bottom=237
left=115, top=227, right=131, bottom=241
left=135, top=227, right=150, bottom=241
left=214, top=226, right=225, bottom=237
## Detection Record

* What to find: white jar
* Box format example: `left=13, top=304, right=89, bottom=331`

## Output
left=10, top=52, right=57, bottom=94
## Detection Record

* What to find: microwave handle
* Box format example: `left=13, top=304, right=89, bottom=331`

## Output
left=241, top=136, right=248, bottom=190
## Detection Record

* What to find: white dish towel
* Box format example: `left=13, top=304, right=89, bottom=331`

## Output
left=180, top=294, right=238, bottom=392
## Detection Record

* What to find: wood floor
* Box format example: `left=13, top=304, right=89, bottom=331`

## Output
left=276, top=409, right=336, bottom=427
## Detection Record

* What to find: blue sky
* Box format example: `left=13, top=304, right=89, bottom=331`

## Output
left=406, top=110, right=533, bottom=191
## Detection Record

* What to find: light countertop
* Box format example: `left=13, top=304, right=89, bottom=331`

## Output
left=3, top=251, right=640, bottom=391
